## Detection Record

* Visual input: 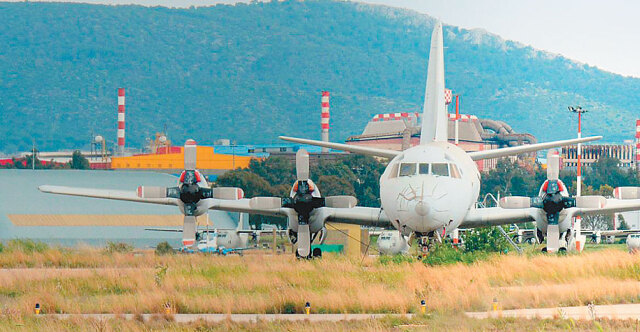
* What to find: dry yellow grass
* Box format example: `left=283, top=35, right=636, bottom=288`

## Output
left=0, top=246, right=638, bottom=317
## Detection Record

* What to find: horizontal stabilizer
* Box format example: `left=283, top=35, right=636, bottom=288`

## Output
left=468, top=136, right=602, bottom=161
left=279, top=136, right=399, bottom=159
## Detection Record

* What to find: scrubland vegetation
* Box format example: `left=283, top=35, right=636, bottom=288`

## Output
left=0, top=240, right=638, bottom=317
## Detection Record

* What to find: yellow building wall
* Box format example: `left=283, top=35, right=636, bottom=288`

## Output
left=111, top=146, right=252, bottom=170
left=324, top=222, right=368, bottom=257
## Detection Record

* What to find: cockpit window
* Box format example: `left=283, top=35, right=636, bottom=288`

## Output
left=431, top=163, right=449, bottom=176
left=418, top=163, right=430, bottom=175
left=399, top=163, right=416, bottom=177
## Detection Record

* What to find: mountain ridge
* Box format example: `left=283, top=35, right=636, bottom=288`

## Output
left=0, top=0, right=638, bottom=153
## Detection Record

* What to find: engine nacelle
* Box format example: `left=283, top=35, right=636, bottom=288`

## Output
left=575, top=195, right=606, bottom=209
left=613, top=187, right=640, bottom=200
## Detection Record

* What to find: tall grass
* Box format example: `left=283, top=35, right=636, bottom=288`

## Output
left=0, top=245, right=637, bottom=315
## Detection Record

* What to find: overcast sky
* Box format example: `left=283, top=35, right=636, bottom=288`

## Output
left=12, top=0, right=640, bottom=78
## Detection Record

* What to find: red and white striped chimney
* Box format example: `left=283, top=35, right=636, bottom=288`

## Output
left=117, top=88, right=126, bottom=156
left=635, top=119, right=640, bottom=169
left=321, top=91, right=330, bottom=153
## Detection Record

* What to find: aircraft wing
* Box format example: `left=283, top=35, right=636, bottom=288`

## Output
left=38, top=185, right=178, bottom=206
left=206, top=198, right=292, bottom=217
left=279, top=136, right=400, bottom=159
left=571, top=199, right=640, bottom=217
left=459, top=207, right=538, bottom=228
left=206, top=199, right=391, bottom=226
left=467, top=136, right=602, bottom=161
left=325, top=206, right=391, bottom=226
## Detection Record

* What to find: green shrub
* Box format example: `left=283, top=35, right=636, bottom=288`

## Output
left=5, top=239, right=48, bottom=253
left=104, top=241, right=134, bottom=254
left=155, top=241, right=175, bottom=256
left=462, top=226, right=510, bottom=253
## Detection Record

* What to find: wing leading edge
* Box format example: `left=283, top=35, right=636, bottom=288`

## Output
left=38, top=185, right=178, bottom=206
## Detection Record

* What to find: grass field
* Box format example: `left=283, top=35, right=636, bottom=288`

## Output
left=0, top=241, right=638, bottom=330
left=1, top=314, right=640, bottom=331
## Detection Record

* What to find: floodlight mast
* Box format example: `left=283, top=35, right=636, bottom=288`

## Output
left=568, top=106, right=588, bottom=251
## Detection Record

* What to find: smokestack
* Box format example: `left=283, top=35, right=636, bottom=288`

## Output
left=117, top=88, right=125, bottom=156
left=636, top=119, right=640, bottom=169
left=321, top=91, right=330, bottom=153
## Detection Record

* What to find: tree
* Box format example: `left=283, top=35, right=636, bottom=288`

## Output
left=618, top=214, right=630, bottom=230
left=69, top=150, right=90, bottom=169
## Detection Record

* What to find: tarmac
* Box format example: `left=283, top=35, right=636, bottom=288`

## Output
left=39, top=313, right=415, bottom=323
left=467, top=303, right=640, bottom=320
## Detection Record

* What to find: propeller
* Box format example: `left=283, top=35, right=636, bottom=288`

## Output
left=250, top=149, right=358, bottom=258
left=499, top=150, right=605, bottom=252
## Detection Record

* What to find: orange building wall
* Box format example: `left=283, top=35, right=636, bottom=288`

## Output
left=111, top=146, right=252, bottom=170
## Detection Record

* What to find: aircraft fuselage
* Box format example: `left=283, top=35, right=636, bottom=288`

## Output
left=380, top=142, right=480, bottom=237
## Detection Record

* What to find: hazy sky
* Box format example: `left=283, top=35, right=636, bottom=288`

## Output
left=11, top=0, right=640, bottom=77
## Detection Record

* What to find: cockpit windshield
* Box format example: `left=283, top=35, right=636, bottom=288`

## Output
left=399, top=163, right=417, bottom=177
left=398, top=162, right=462, bottom=178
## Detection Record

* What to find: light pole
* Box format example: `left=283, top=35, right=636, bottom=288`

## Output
left=568, top=106, right=588, bottom=196
left=568, top=106, right=588, bottom=251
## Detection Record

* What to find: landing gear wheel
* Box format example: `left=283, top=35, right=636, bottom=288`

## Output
left=312, top=247, right=322, bottom=258
left=541, top=247, right=548, bottom=253
left=558, top=247, right=567, bottom=254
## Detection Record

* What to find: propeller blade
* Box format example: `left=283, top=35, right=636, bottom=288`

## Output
left=297, top=224, right=311, bottom=257
left=211, top=187, right=244, bottom=200
left=136, top=186, right=177, bottom=199
left=499, top=196, right=532, bottom=209
left=296, top=149, right=310, bottom=181
left=325, top=196, right=358, bottom=208
left=184, top=139, right=197, bottom=170
left=575, top=196, right=606, bottom=209
left=547, top=150, right=560, bottom=181
left=546, top=224, right=560, bottom=253
left=249, top=197, right=282, bottom=210
left=613, top=187, right=640, bottom=199
left=182, top=215, right=197, bottom=248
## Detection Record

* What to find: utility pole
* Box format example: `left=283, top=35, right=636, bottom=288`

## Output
left=568, top=106, right=588, bottom=251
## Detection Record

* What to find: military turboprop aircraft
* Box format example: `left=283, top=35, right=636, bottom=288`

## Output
left=40, top=139, right=245, bottom=248
left=39, top=22, right=640, bottom=258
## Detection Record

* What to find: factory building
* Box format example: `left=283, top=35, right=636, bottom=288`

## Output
left=110, top=144, right=253, bottom=175
left=561, top=120, right=640, bottom=170
left=561, top=144, right=636, bottom=169
left=345, top=112, right=537, bottom=171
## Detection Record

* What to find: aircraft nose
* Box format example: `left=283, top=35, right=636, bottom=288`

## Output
left=415, top=200, right=430, bottom=216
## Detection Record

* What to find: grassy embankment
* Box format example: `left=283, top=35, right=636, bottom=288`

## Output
left=0, top=240, right=638, bottom=317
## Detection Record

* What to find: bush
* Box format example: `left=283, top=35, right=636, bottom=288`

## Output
left=462, top=226, right=510, bottom=253
left=104, top=241, right=134, bottom=254
left=5, top=239, right=48, bottom=253
left=155, top=241, right=175, bottom=256
left=421, top=244, right=490, bottom=266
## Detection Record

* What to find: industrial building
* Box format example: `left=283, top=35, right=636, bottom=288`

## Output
left=561, top=120, right=640, bottom=170
left=562, top=144, right=636, bottom=168
left=345, top=111, right=537, bottom=171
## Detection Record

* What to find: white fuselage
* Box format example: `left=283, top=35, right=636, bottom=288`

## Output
left=380, top=142, right=480, bottom=237
left=197, top=230, right=249, bottom=251
left=377, top=230, right=410, bottom=255
left=627, top=234, right=640, bottom=253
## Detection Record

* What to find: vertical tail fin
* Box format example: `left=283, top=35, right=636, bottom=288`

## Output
left=420, top=22, right=447, bottom=144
